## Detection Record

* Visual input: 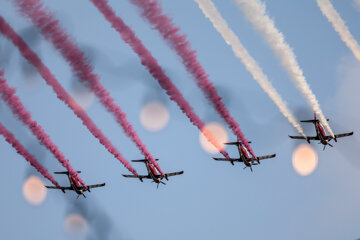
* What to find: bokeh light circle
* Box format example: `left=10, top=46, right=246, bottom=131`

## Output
left=292, top=144, right=318, bottom=176
left=199, top=122, right=228, bottom=154
left=71, top=87, right=95, bottom=110
left=22, top=175, right=47, bottom=205
left=65, top=213, right=88, bottom=237
left=140, top=101, right=170, bottom=131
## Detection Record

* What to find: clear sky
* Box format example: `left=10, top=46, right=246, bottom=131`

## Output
left=0, top=0, right=359, bottom=239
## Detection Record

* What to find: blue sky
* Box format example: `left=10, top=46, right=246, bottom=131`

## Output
left=0, top=0, right=360, bottom=239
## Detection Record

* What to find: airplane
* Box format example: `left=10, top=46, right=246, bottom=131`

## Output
left=289, top=114, right=353, bottom=150
left=213, top=141, right=276, bottom=171
left=122, top=159, right=184, bottom=188
left=45, top=171, right=105, bottom=198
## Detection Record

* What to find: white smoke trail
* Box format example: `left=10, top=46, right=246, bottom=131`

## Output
left=235, top=0, right=335, bottom=138
left=317, top=0, right=360, bottom=62
left=194, top=0, right=306, bottom=138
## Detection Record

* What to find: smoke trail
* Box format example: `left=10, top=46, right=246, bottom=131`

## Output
left=89, top=0, right=230, bottom=159
left=194, top=0, right=306, bottom=138
left=0, top=16, right=138, bottom=176
left=130, top=0, right=256, bottom=159
left=0, top=121, right=61, bottom=188
left=235, top=0, right=334, bottom=138
left=316, top=0, right=360, bottom=62
left=0, top=71, right=87, bottom=187
left=14, top=0, right=164, bottom=176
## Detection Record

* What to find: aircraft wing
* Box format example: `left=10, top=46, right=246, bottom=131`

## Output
left=213, top=157, right=242, bottom=162
left=165, top=171, right=184, bottom=178
left=54, top=171, right=81, bottom=174
left=255, top=154, right=276, bottom=161
left=334, top=132, right=353, bottom=139
left=87, top=183, right=106, bottom=189
left=224, top=141, right=251, bottom=145
left=45, top=186, right=72, bottom=190
left=122, top=174, right=151, bottom=179
left=289, top=135, right=319, bottom=140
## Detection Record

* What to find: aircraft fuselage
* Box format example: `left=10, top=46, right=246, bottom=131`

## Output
left=68, top=175, right=87, bottom=195
left=145, top=162, right=163, bottom=183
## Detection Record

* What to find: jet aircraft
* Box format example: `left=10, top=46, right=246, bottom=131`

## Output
left=213, top=141, right=276, bottom=171
left=289, top=114, right=353, bottom=150
left=45, top=171, right=105, bottom=198
left=122, top=159, right=183, bottom=188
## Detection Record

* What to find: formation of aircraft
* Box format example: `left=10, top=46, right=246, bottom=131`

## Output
left=122, top=159, right=184, bottom=188
left=213, top=141, right=276, bottom=171
left=289, top=114, right=353, bottom=150
left=45, top=171, right=105, bottom=198
left=43, top=113, right=353, bottom=198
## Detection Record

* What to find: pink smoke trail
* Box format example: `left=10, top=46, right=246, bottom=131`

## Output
left=89, top=0, right=230, bottom=159
left=130, top=0, right=256, bottom=159
left=14, top=0, right=165, bottom=176
left=0, top=16, right=138, bottom=177
left=0, top=121, right=61, bottom=188
left=0, top=72, right=87, bottom=187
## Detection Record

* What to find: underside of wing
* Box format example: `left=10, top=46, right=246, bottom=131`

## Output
left=122, top=174, right=151, bottom=179
left=87, top=183, right=106, bottom=189
left=165, top=171, right=184, bottom=178
left=213, top=157, right=242, bottom=162
left=334, top=132, right=353, bottom=139
left=256, top=154, right=276, bottom=160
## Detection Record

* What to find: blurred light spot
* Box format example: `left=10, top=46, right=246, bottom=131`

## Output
left=65, top=213, right=88, bottom=237
left=140, top=101, right=169, bottom=131
left=199, top=122, right=228, bottom=154
left=23, top=175, right=47, bottom=205
left=71, top=87, right=95, bottom=110
left=292, top=144, right=318, bottom=176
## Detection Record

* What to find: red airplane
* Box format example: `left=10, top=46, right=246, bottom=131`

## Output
left=122, top=159, right=184, bottom=188
left=213, top=141, right=276, bottom=171
left=45, top=171, right=105, bottom=198
left=289, top=114, right=353, bottom=150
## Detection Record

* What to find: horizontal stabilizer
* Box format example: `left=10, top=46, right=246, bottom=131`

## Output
left=131, top=159, right=159, bottom=163
left=54, top=171, right=81, bottom=174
